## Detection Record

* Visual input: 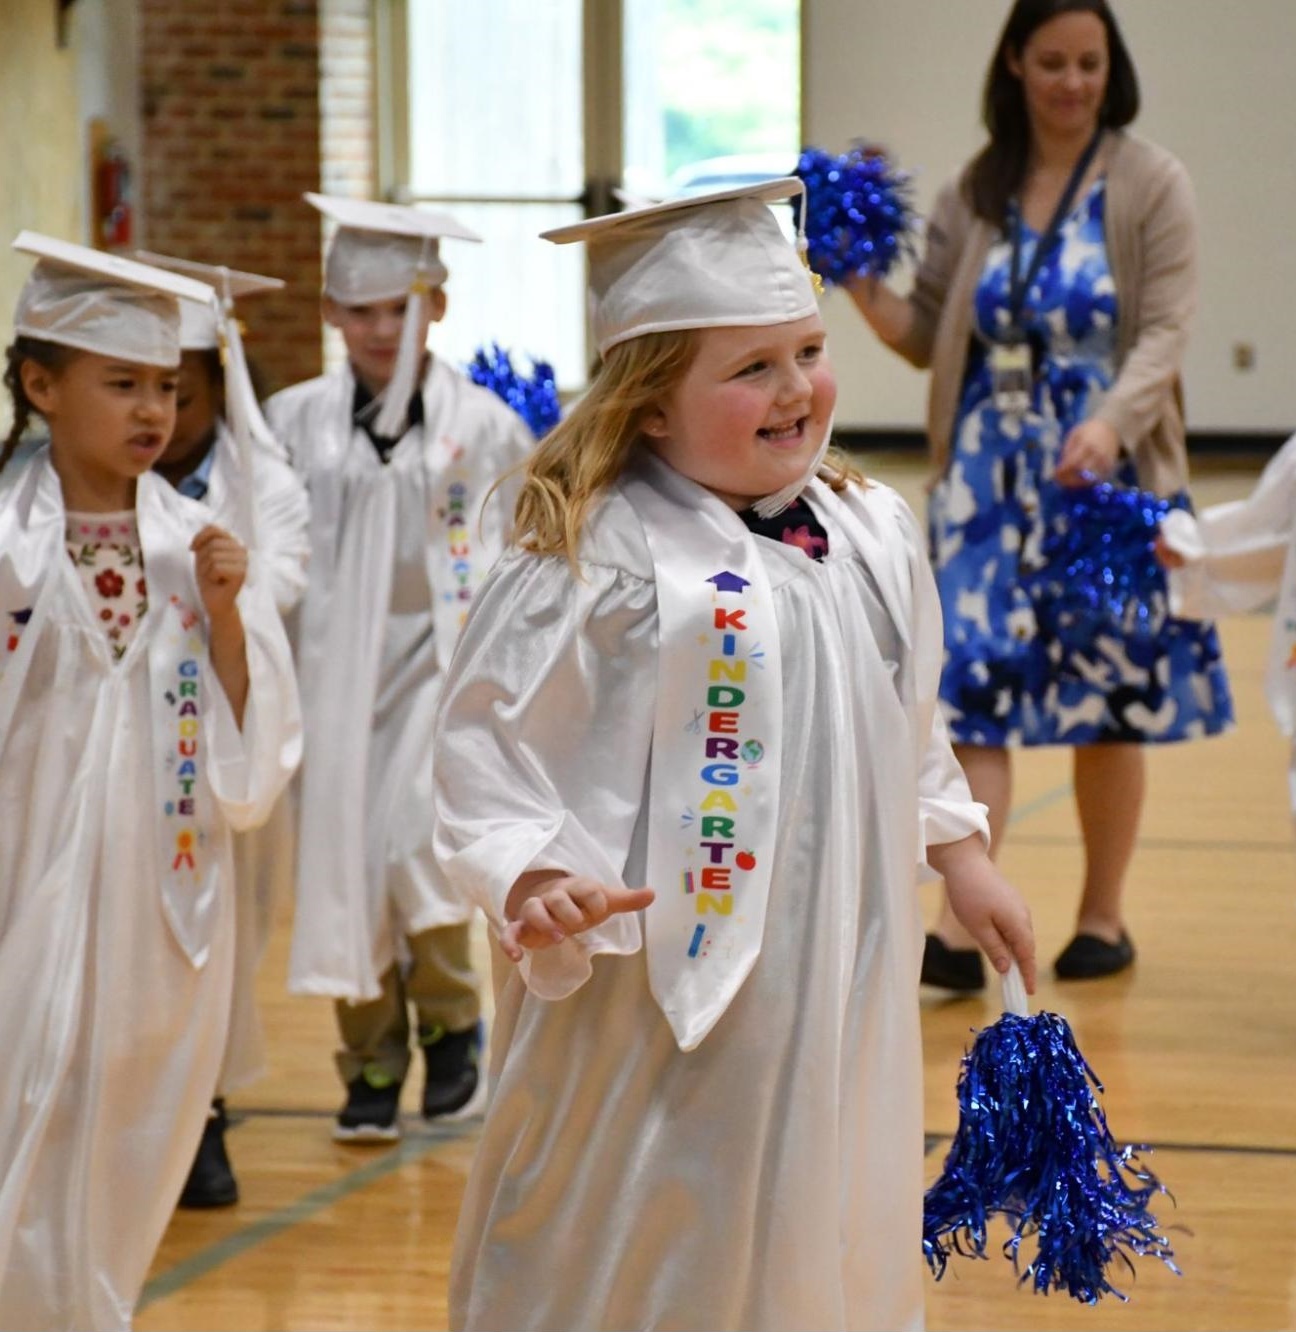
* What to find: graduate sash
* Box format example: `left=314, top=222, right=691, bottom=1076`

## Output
left=622, top=455, right=783, bottom=1052
left=139, top=472, right=223, bottom=968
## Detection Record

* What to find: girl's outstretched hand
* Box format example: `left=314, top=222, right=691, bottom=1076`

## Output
left=191, top=524, right=248, bottom=620
left=928, top=834, right=1037, bottom=993
left=1153, top=532, right=1186, bottom=569
left=501, top=872, right=656, bottom=962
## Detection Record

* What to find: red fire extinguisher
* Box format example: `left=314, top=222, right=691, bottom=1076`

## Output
left=95, top=144, right=133, bottom=250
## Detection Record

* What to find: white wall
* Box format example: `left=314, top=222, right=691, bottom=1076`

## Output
left=75, top=0, right=142, bottom=240
left=804, top=0, right=1296, bottom=433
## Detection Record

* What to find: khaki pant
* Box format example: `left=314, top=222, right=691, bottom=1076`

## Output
left=334, top=922, right=480, bottom=1085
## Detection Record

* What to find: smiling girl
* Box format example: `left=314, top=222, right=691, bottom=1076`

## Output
left=0, top=235, right=300, bottom=1330
left=431, top=182, right=1036, bottom=1332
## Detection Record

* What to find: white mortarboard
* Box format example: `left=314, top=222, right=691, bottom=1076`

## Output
left=134, top=250, right=290, bottom=549
left=543, top=180, right=828, bottom=517
left=541, top=178, right=818, bottom=358
left=306, top=193, right=483, bottom=438
left=11, top=231, right=216, bottom=368
left=136, top=251, right=284, bottom=351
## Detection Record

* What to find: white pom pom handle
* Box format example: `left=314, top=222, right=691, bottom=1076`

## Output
left=1000, top=962, right=1030, bottom=1018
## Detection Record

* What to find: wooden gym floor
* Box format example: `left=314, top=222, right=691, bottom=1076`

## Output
left=136, top=454, right=1296, bottom=1331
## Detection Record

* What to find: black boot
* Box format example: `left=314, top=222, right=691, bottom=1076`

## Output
left=178, top=1098, right=239, bottom=1208
left=420, top=1021, right=483, bottom=1118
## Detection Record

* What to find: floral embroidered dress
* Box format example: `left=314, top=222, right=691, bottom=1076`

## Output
left=928, top=179, right=1234, bottom=746
left=65, top=510, right=148, bottom=661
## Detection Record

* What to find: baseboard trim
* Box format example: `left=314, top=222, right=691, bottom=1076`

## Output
left=835, top=428, right=1289, bottom=457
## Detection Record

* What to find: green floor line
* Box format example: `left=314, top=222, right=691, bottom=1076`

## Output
left=1006, top=780, right=1073, bottom=826
left=139, top=1119, right=474, bottom=1310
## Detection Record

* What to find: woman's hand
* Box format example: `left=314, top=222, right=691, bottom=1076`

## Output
left=1055, top=418, right=1121, bottom=486
left=191, top=524, right=247, bottom=620
left=927, top=834, right=1037, bottom=992
left=845, top=273, right=916, bottom=351
left=501, top=871, right=656, bottom=963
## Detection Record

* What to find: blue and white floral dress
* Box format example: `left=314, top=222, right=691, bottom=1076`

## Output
left=928, top=179, right=1233, bottom=747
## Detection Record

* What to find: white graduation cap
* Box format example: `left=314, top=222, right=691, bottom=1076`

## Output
left=543, top=179, right=827, bottom=517
left=135, top=250, right=289, bottom=547
left=11, top=231, right=216, bottom=369
left=541, top=178, right=818, bottom=358
left=136, top=251, right=284, bottom=352
left=307, top=194, right=483, bottom=439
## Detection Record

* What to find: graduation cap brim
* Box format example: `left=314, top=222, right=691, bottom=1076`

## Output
left=304, top=193, right=483, bottom=244
left=541, top=177, right=803, bottom=245
left=13, top=231, right=216, bottom=304
left=135, top=250, right=285, bottom=300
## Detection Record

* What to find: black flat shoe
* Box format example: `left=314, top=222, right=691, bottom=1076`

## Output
left=178, top=1099, right=239, bottom=1208
left=1054, top=930, right=1136, bottom=980
left=921, top=933, right=986, bottom=992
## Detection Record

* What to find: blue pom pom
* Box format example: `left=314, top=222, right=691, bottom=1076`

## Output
left=1024, top=479, right=1175, bottom=647
left=924, top=1009, right=1180, bottom=1302
left=794, top=143, right=917, bottom=287
left=466, top=343, right=561, bottom=440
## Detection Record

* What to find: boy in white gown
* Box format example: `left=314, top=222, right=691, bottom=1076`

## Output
left=144, top=254, right=310, bottom=1206
left=0, top=235, right=300, bottom=1330
left=432, top=183, right=1036, bottom=1332
left=266, top=195, right=534, bottom=1139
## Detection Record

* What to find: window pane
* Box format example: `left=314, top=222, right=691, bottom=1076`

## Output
left=425, top=202, right=588, bottom=391
left=407, top=0, right=584, bottom=200
left=623, top=0, right=801, bottom=199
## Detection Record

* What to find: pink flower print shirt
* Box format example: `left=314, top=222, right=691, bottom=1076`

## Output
left=66, top=511, right=149, bottom=662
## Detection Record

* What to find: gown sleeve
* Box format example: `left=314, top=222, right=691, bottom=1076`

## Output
left=432, top=540, right=659, bottom=1000
left=203, top=563, right=303, bottom=832
left=1162, top=431, right=1296, bottom=619
left=895, top=489, right=991, bottom=859
left=249, top=447, right=311, bottom=616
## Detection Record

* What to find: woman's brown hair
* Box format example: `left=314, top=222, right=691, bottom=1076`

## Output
left=966, top=0, right=1140, bottom=226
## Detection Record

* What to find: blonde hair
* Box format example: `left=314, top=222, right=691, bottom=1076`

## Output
left=511, top=328, right=864, bottom=561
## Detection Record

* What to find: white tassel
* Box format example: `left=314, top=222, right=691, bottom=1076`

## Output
left=751, top=412, right=835, bottom=520
left=213, top=267, right=279, bottom=550
left=751, top=184, right=829, bottom=520
left=370, top=237, right=433, bottom=440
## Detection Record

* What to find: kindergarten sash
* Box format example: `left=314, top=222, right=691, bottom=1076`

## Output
left=621, top=455, right=783, bottom=1052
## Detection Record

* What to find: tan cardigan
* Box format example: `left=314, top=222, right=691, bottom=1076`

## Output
left=893, top=131, right=1197, bottom=495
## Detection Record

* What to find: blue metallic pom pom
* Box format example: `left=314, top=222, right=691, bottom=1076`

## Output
left=1024, top=479, right=1175, bottom=646
left=794, top=143, right=917, bottom=287
left=924, top=1009, right=1180, bottom=1302
left=466, top=344, right=561, bottom=440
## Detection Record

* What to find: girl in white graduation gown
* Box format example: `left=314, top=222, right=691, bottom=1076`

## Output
left=147, top=255, right=311, bottom=1206
left=1159, top=432, right=1296, bottom=816
left=0, top=236, right=301, bottom=1331
left=432, top=183, right=1037, bottom=1332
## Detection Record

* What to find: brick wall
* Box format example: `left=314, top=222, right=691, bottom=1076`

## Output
left=139, top=0, right=328, bottom=393
left=318, top=0, right=376, bottom=369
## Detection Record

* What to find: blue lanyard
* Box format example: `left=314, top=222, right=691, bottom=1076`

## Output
left=1005, top=128, right=1104, bottom=338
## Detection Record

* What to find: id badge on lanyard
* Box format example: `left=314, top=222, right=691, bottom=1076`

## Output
left=990, top=338, right=1033, bottom=417
left=993, top=127, right=1104, bottom=421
